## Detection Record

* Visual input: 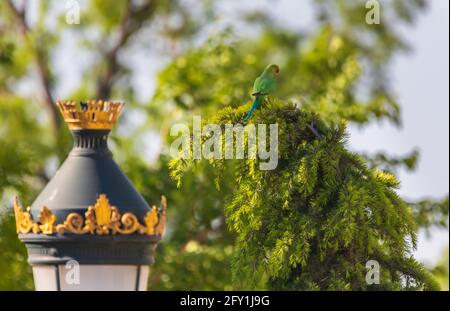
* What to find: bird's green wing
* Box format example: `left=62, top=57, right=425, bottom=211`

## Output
left=252, top=76, right=263, bottom=95
left=253, top=76, right=277, bottom=95
left=262, top=77, right=277, bottom=94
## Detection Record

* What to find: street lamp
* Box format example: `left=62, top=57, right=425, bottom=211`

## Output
left=13, top=100, right=166, bottom=291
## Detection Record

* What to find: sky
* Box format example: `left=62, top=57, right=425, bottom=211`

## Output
left=32, top=0, right=449, bottom=265
left=348, top=0, right=449, bottom=265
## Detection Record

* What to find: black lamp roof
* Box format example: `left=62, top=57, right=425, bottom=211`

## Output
left=30, top=129, right=151, bottom=222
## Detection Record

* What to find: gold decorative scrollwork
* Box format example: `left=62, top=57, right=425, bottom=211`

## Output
left=13, top=194, right=167, bottom=236
left=14, top=196, right=38, bottom=234
left=155, top=195, right=167, bottom=236
left=143, top=207, right=158, bottom=235
left=38, top=206, right=57, bottom=234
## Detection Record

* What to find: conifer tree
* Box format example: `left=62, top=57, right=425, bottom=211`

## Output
left=170, top=98, right=440, bottom=290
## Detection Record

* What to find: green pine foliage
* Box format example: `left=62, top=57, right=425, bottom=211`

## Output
left=170, top=97, right=440, bottom=290
left=148, top=242, right=234, bottom=290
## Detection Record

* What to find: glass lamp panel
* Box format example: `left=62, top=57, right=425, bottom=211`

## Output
left=138, top=266, right=149, bottom=291
left=58, top=265, right=143, bottom=291
left=32, top=265, right=58, bottom=291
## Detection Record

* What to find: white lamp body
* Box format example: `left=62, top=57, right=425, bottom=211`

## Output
left=32, top=265, right=149, bottom=291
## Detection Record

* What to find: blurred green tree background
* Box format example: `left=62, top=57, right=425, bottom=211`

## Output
left=0, top=0, right=448, bottom=290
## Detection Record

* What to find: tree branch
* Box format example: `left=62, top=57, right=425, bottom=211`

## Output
left=306, top=122, right=323, bottom=139
left=96, top=0, right=157, bottom=99
left=7, top=0, right=60, bottom=133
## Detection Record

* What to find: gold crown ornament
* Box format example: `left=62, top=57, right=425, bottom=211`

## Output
left=56, top=100, right=125, bottom=130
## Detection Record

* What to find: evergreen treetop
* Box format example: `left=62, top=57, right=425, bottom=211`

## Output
left=170, top=97, right=440, bottom=290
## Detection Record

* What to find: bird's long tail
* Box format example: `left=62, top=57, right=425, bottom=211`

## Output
left=243, top=96, right=263, bottom=122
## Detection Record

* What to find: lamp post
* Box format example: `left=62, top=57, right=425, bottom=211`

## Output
left=13, top=100, right=166, bottom=291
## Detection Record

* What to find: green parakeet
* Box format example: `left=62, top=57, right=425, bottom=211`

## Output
left=243, top=64, right=280, bottom=122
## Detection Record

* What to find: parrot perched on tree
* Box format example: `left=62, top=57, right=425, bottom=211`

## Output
left=243, top=64, right=280, bottom=122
